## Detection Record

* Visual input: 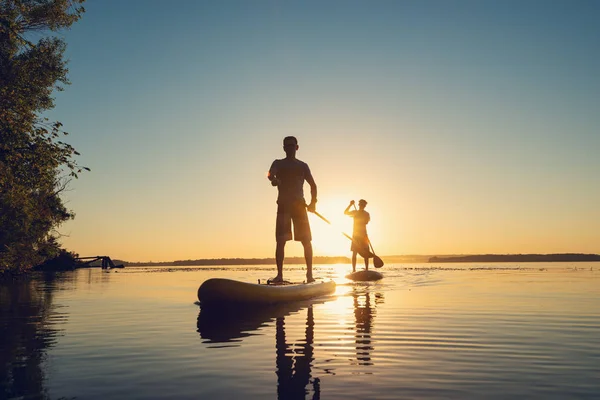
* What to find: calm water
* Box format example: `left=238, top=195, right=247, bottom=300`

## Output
left=1, top=262, right=599, bottom=399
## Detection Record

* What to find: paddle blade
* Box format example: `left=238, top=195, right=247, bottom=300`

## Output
left=357, top=248, right=374, bottom=259
left=373, top=255, right=384, bottom=268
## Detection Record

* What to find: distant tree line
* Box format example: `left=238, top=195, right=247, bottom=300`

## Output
left=1, top=1, right=87, bottom=276
left=429, top=254, right=600, bottom=263
left=123, top=256, right=352, bottom=267
left=122, top=253, right=600, bottom=267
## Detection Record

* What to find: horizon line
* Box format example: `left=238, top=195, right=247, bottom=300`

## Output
left=116, top=252, right=600, bottom=264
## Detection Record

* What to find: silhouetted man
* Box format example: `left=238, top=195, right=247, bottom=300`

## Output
left=268, top=136, right=317, bottom=283
left=344, top=199, right=370, bottom=272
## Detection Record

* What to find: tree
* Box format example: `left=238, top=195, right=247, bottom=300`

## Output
left=0, top=0, right=87, bottom=274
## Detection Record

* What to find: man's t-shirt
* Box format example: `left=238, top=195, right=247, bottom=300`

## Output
left=347, top=209, right=370, bottom=238
left=269, top=158, right=313, bottom=206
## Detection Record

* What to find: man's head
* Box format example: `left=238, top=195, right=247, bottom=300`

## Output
left=358, top=199, right=367, bottom=209
left=283, top=136, right=299, bottom=157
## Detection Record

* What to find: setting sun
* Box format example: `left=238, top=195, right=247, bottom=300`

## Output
left=309, top=199, right=355, bottom=256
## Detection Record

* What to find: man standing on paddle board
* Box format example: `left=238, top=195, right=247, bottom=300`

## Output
left=268, top=136, right=317, bottom=283
left=344, top=199, right=371, bottom=272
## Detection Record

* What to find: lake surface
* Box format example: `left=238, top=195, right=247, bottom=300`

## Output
left=1, top=262, right=599, bottom=399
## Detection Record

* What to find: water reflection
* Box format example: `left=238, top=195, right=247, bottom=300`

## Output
left=196, top=287, right=386, bottom=397
left=275, top=306, right=320, bottom=400
left=0, top=275, right=67, bottom=400
left=197, top=301, right=311, bottom=345
left=197, top=302, right=322, bottom=398
left=351, top=288, right=383, bottom=367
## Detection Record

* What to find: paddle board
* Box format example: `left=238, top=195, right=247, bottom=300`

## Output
left=345, top=270, right=383, bottom=281
left=198, top=278, right=336, bottom=305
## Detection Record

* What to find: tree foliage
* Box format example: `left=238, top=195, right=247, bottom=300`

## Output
left=1, top=0, right=86, bottom=274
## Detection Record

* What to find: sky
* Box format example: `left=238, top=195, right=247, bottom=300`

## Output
left=46, top=0, right=600, bottom=262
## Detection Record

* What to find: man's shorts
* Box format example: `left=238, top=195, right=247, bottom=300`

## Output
left=351, top=235, right=370, bottom=255
left=276, top=201, right=312, bottom=242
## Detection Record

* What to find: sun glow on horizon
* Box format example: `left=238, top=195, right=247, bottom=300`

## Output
left=309, top=199, right=355, bottom=257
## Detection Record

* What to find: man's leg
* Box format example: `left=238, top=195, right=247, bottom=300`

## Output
left=302, top=240, right=314, bottom=282
left=275, top=240, right=285, bottom=281
left=351, top=251, right=357, bottom=272
left=292, top=202, right=313, bottom=283
left=275, top=203, right=292, bottom=282
left=361, top=237, right=369, bottom=271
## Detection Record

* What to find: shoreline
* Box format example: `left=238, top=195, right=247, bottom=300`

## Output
left=3, top=254, right=598, bottom=280
left=122, top=253, right=600, bottom=267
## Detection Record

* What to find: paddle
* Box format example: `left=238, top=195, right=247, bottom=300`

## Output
left=368, top=238, right=384, bottom=268
left=311, top=209, right=384, bottom=268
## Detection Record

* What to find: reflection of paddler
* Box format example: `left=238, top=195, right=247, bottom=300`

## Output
left=276, top=305, right=320, bottom=400
left=197, top=301, right=323, bottom=398
left=353, top=290, right=383, bottom=366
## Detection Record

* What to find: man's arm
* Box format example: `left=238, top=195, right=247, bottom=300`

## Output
left=305, top=165, right=317, bottom=212
left=268, top=160, right=279, bottom=186
left=344, top=201, right=355, bottom=216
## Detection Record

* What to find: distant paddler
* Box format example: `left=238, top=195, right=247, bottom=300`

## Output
left=344, top=199, right=371, bottom=272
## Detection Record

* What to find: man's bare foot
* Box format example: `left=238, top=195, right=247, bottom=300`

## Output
left=306, top=276, right=316, bottom=283
left=269, top=276, right=284, bottom=284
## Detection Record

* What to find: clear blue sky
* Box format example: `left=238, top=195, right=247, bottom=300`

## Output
left=50, top=0, right=600, bottom=261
